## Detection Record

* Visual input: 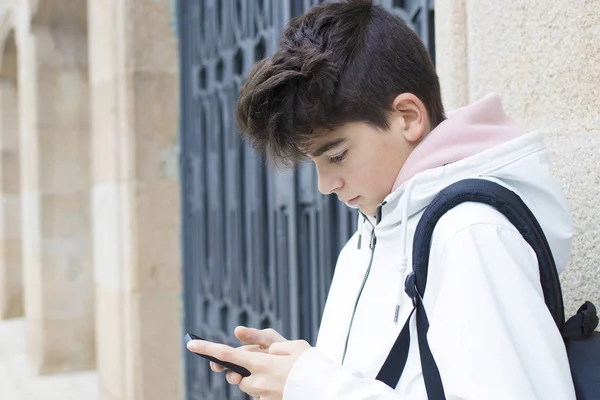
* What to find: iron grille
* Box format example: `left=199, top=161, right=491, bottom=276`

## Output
left=177, top=1, right=435, bottom=399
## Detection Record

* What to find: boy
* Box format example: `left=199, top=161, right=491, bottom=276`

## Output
left=187, top=1, right=576, bottom=399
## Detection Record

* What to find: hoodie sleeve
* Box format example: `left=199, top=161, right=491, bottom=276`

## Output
left=282, top=211, right=576, bottom=400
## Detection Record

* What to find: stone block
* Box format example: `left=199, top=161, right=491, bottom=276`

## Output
left=20, top=189, right=43, bottom=319
left=88, top=0, right=118, bottom=84
left=0, top=149, right=20, bottom=193
left=29, top=316, right=96, bottom=375
left=36, top=66, right=90, bottom=131
left=0, top=193, right=22, bottom=238
left=38, top=236, right=93, bottom=318
left=132, top=71, right=179, bottom=182
left=465, top=0, right=600, bottom=134
left=0, top=237, right=23, bottom=319
left=96, top=285, right=126, bottom=400
left=126, top=289, right=183, bottom=400
left=40, top=191, right=90, bottom=238
left=434, top=0, right=468, bottom=111
left=545, top=133, right=600, bottom=317
left=38, top=128, right=90, bottom=194
left=92, top=182, right=133, bottom=292
left=90, top=80, right=134, bottom=184
left=131, top=180, right=181, bottom=292
left=127, top=0, right=178, bottom=73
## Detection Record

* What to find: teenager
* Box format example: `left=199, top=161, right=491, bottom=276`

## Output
left=187, top=1, right=576, bottom=399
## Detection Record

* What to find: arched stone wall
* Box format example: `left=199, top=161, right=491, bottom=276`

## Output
left=0, top=26, right=22, bottom=320
left=19, top=0, right=94, bottom=373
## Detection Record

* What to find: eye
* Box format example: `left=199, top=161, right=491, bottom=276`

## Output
left=329, top=150, right=348, bottom=164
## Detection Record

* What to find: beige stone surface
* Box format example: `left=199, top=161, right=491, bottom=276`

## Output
left=0, top=32, right=23, bottom=319
left=133, top=180, right=182, bottom=292
left=35, top=66, right=89, bottom=131
left=19, top=190, right=42, bottom=320
left=1, top=148, right=20, bottom=192
left=87, top=0, right=117, bottom=84
left=95, top=286, right=126, bottom=399
left=89, top=0, right=182, bottom=398
left=92, top=182, right=133, bottom=292
left=126, top=290, right=184, bottom=400
left=1, top=192, right=20, bottom=236
left=0, top=235, right=22, bottom=318
left=434, top=0, right=468, bottom=110
left=40, top=236, right=93, bottom=318
left=10, top=0, right=96, bottom=374
left=128, top=0, right=178, bottom=73
left=90, top=79, right=134, bottom=184
left=0, top=318, right=98, bottom=400
left=546, top=133, right=600, bottom=315
left=133, top=70, right=180, bottom=181
left=37, top=316, right=96, bottom=374
left=465, top=0, right=600, bottom=133
left=437, top=0, right=600, bottom=317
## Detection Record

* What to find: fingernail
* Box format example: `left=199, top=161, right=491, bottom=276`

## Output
left=187, top=341, right=197, bottom=351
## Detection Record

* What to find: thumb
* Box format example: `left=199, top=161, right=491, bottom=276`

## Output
left=235, top=326, right=287, bottom=348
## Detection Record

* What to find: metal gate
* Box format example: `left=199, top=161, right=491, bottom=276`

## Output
left=177, top=1, right=435, bottom=399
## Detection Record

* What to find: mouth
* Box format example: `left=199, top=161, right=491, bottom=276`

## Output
left=345, top=196, right=360, bottom=206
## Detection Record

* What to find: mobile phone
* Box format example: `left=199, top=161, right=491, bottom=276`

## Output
left=184, top=333, right=251, bottom=377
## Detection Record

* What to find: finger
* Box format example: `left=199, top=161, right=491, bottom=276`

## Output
left=209, top=345, right=265, bottom=374
left=187, top=340, right=267, bottom=371
left=225, top=370, right=243, bottom=385
left=268, top=341, right=292, bottom=356
left=238, top=376, right=263, bottom=398
left=238, top=344, right=265, bottom=353
left=209, top=361, right=224, bottom=372
left=235, top=326, right=286, bottom=348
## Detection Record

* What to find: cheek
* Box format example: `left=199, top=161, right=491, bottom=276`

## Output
left=348, top=160, right=387, bottom=195
left=359, top=149, right=400, bottom=196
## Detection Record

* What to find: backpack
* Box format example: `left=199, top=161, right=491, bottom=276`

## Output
left=375, top=179, right=600, bottom=399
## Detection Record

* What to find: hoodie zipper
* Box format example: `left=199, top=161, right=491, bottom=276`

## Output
left=341, top=229, right=377, bottom=365
left=341, top=205, right=384, bottom=365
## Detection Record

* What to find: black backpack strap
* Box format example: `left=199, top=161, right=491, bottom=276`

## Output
left=376, top=179, right=566, bottom=397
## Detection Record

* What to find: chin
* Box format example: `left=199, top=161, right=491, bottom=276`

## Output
left=359, top=205, right=376, bottom=217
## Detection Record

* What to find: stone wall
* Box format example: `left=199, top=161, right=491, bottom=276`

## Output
left=436, top=0, right=600, bottom=316
left=0, top=0, right=182, bottom=398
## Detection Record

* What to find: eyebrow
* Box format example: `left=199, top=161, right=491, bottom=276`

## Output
left=309, top=138, right=347, bottom=157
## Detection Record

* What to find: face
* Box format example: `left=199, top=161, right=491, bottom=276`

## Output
left=306, top=94, right=429, bottom=216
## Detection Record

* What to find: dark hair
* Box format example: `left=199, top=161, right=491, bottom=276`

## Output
left=236, top=0, right=445, bottom=167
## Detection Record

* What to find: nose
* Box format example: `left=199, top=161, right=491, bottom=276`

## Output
left=316, top=167, right=343, bottom=195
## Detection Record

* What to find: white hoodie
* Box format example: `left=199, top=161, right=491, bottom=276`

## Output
left=283, top=94, right=576, bottom=399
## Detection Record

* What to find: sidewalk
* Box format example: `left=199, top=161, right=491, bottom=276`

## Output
left=0, top=318, right=98, bottom=399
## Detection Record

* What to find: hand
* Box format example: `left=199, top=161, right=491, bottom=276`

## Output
left=211, top=326, right=287, bottom=382
left=187, top=327, right=311, bottom=400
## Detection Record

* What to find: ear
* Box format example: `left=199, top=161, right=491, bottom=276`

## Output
left=391, top=93, right=429, bottom=143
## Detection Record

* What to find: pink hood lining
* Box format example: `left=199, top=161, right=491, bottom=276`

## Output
left=392, top=93, right=525, bottom=191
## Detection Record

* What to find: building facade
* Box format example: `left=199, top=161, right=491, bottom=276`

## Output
left=0, top=0, right=597, bottom=399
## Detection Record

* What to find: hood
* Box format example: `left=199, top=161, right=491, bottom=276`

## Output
left=369, top=93, right=573, bottom=275
left=392, top=93, right=524, bottom=190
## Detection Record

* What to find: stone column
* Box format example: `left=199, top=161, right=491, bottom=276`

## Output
left=0, top=32, right=23, bottom=319
left=18, top=2, right=95, bottom=373
left=434, top=0, right=468, bottom=111
left=88, top=0, right=182, bottom=398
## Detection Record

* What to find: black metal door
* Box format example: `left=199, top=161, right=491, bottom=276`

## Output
left=177, top=1, right=435, bottom=399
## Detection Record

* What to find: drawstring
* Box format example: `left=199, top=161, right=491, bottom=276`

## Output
left=350, top=182, right=413, bottom=323
left=357, top=212, right=375, bottom=249
left=357, top=213, right=364, bottom=249
left=394, top=180, right=415, bottom=324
